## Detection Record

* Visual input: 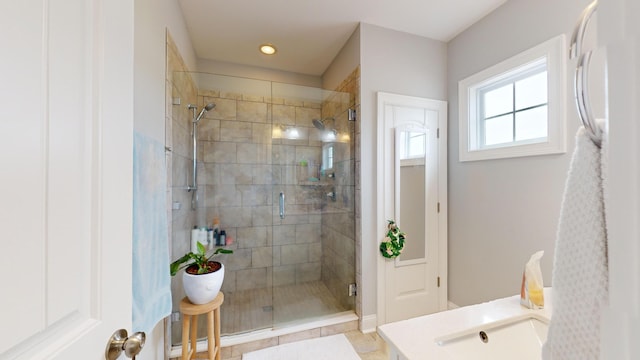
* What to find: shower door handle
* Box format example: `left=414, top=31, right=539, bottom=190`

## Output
left=279, top=192, right=285, bottom=219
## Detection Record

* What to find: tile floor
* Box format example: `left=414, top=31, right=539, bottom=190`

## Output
left=173, top=280, right=389, bottom=359
left=344, top=330, right=389, bottom=360
left=217, top=330, right=389, bottom=360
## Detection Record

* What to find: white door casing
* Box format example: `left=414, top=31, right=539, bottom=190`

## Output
left=376, top=92, right=448, bottom=325
left=0, top=0, right=134, bottom=358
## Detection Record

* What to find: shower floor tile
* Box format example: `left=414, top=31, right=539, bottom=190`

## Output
left=221, top=280, right=347, bottom=335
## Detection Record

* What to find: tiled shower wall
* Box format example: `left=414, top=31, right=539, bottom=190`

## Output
left=195, top=87, right=346, bottom=294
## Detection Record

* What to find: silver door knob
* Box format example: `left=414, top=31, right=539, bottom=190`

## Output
left=105, top=329, right=146, bottom=360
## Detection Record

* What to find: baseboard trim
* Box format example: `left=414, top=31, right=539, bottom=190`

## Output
left=360, top=314, right=377, bottom=333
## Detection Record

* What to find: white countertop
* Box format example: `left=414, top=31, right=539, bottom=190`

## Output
left=377, top=288, right=552, bottom=360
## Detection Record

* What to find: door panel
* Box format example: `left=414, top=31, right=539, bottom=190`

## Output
left=377, top=93, right=447, bottom=325
left=1, top=0, right=134, bottom=358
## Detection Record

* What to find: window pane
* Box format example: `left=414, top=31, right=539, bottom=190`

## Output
left=484, top=114, right=513, bottom=146
left=515, top=71, right=547, bottom=110
left=408, top=132, right=425, bottom=158
left=515, top=105, right=548, bottom=141
left=483, top=84, right=513, bottom=118
left=399, top=131, right=408, bottom=159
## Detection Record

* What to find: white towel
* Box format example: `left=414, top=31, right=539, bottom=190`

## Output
left=542, top=123, right=608, bottom=360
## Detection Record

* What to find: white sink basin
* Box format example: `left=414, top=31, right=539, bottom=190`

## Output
left=434, top=314, right=549, bottom=360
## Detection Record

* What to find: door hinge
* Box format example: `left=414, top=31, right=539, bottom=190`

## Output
left=437, top=128, right=440, bottom=138
left=437, top=276, right=441, bottom=287
left=437, top=202, right=440, bottom=213
left=348, top=283, right=357, bottom=297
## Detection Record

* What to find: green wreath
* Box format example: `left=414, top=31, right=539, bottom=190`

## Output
left=380, top=220, right=406, bottom=259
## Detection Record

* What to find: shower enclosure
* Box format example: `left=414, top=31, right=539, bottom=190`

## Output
left=168, top=72, right=357, bottom=345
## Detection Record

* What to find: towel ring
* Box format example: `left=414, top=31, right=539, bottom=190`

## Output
left=570, top=0, right=602, bottom=147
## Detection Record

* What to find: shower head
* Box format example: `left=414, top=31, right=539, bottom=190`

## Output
left=312, top=118, right=325, bottom=130
left=312, top=117, right=335, bottom=131
left=194, top=103, right=215, bottom=123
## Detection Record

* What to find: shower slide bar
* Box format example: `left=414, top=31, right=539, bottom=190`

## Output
left=570, top=0, right=602, bottom=147
left=186, top=103, right=215, bottom=210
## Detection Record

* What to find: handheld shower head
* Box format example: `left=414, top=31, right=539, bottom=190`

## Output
left=194, top=103, right=215, bottom=123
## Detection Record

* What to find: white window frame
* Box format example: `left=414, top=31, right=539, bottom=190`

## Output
left=458, top=35, right=566, bottom=162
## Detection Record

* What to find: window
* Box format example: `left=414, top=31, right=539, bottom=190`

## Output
left=399, top=131, right=426, bottom=160
left=459, top=35, right=566, bottom=162
left=321, top=143, right=333, bottom=170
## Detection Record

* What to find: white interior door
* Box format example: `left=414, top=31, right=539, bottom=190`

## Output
left=0, top=0, right=135, bottom=358
left=376, top=92, right=448, bottom=324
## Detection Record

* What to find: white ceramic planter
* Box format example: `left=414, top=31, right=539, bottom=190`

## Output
left=182, top=262, right=225, bottom=304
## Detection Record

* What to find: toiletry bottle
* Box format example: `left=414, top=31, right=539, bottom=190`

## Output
left=207, top=227, right=214, bottom=249
left=190, top=226, right=199, bottom=253
left=219, top=230, right=226, bottom=246
left=212, top=217, right=220, bottom=246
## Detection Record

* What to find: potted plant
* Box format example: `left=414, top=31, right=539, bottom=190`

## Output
left=170, top=243, right=233, bottom=304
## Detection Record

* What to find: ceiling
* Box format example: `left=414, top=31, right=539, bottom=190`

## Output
left=178, top=0, right=508, bottom=76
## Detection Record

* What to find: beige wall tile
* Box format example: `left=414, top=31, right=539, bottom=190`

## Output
left=272, top=104, right=296, bottom=125
left=273, top=264, right=295, bottom=286
left=238, top=185, right=272, bottom=207
left=204, top=142, right=237, bottom=163
left=201, top=163, right=220, bottom=185
left=309, top=242, right=322, bottom=262
left=295, top=107, right=319, bottom=127
left=296, top=262, right=321, bottom=283
left=219, top=164, right=253, bottom=185
left=251, top=206, right=272, bottom=226
left=237, top=101, right=267, bottom=123
left=236, top=268, right=268, bottom=291
left=252, top=165, right=275, bottom=185
left=220, top=120, right=252, bottom=142
left=207, top=185, right=241, bottom=207
left=218, top=206, right=252, bottom=227
left=273, top=225, right=296, bottom=246
left=252, top=246, right=273, bottom=268
left=221, top=269, right=236, bottom=293
left=224, top=248, right=251, bottom=271
left=271, top=144, right=297, bottom=165
left=235, top=143, right=270, bottom=165
left=295, top=223, right=321, bottom=244
left=242, top=94, right=264, bottom=102
left=209, top=98, right=237, bottom=120
left=280, top=244, right=308, bottom=265
left=252, top=123, right=272, bottom=144
left=237, top=226, right=268, bottom=248
left=198, top=118, right=220, bottom=142
left=220, top=91, right=242, bottom=100
left=199, top=89, right=220, bottom=98
left=284, top=98, right=304, bottom=107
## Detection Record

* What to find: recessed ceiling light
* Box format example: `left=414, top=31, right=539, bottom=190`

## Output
left=259, top=44, right=277, bottom=55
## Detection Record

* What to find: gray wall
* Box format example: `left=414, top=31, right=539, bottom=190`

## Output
left=359, top=22, right=447, bottom=322
left=447, top=0, right=597, bottom=306
left=322, top=25, right=361, bottom=91
left=133, top=0, right=196, bottom=357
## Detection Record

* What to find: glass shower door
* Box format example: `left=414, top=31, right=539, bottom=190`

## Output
left=270, top=82, right=356, bottom=328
